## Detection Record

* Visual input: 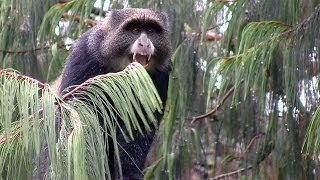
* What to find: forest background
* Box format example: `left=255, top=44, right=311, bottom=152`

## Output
left=1, top=0, right=320, bottom=179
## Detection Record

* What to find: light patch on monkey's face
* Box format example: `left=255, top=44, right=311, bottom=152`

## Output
left=129, top=33, right=155, bottom=67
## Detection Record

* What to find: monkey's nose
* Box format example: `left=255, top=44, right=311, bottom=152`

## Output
left=131, top=33, right=155, bottom=56
left=138, top=40, right=151, bottom=49
left=138, top=33, right=152, bottom=49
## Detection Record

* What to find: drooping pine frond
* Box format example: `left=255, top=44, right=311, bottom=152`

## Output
left=207, top=21, right=290, bottom=109
left=0, top=63, right=162, bottom=180
left=200, top=2, right=320, bottom=179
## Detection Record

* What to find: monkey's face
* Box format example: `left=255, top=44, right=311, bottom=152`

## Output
left=99, top=9, right=171, bottom=73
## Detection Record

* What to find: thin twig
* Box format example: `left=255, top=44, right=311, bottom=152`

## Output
left=0, top=135, right=5, bottom=145
left=214, top=0, right=237, bottom=4
left=191, top=80, right=244, bottom=124
left=62, top=13, right=98, bottom=27
left=210, top=166, right=253, bottom=180
left=240, top=133, right=265, bottom=160
left=0, top=44, right=68, bottom=54
left=0, top=46, right=49, bottom=54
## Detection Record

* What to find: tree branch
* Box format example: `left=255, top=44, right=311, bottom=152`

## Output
left=240, top=133, right=265, bottom=160
left=62, top=13, right=98, bottom=27
left=0, top=70, right=48, bottom=89
left=0, top=63, right=142, bottom=145
left=210, top=166, right=253, bottom=180
left=191, top=80, right=244, bottom=124
left=0, top=44, right=67, bottom=54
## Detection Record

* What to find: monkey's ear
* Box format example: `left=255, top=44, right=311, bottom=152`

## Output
left=158, top=12, right=170, bottom=29
left=104, top=9, right=125, bottom=28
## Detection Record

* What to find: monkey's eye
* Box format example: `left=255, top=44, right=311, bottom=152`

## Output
left=146, top=27, right=154, bottom=33
left=132, top=27, right=142, bottom=35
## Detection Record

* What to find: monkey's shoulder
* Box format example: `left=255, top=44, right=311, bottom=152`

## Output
left=59, top=27, right=108, bottom=92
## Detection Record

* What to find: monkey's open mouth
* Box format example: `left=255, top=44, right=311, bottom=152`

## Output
left=130, top=53, right=151, bottom=66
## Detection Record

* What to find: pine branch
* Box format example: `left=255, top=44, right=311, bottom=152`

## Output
left=0, top=70, right=48, bottom=89
left=0, top=63, right=145, bottom=145
left=0, top=70, right=54, bottom=145
left=60, top=63, right=141, bottom=101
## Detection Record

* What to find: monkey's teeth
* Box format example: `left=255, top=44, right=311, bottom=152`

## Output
left=147, top=55, right=151, bottom=62
left=132, top=53, right=150, bottom=65
left=133, top=53, right=137, bottom=62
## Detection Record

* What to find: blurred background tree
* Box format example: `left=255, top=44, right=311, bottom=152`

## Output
left=1, top=0, right=320, bottom=179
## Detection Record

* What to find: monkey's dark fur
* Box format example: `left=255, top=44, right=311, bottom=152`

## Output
left=57, top=8, right=170, bottom=179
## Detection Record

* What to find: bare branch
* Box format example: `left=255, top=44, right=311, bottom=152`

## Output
left=62, top=13, right=98, bottom=27
left=210, top=166, right=253, bottom=180
left=0, top=44, right=67, bottom=54
left=240, top=133, right=265, bottom=160
left=191, top=80, right=244, bottom=124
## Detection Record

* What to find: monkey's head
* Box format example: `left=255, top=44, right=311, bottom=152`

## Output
left=90, top=8, right=171, bottom=73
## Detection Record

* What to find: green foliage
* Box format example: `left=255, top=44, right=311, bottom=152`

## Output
left=38, top=0, right=107, bottom=41
left=143, top=37, right=202, bottom=179
left=140, top=0, right=320, bottom=179
left=200, top=1, right=320, bottom=179
left=300, top=5, right=320, bottom=157
left=1, top=0, right=320, bottom=179
left=0, top=63, right=161, bottom=179
left=304, top=106, right=320, bottom=156
left=0, top=0, right=60, bottom=82
left=208, top=21, right=290, bottom=109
